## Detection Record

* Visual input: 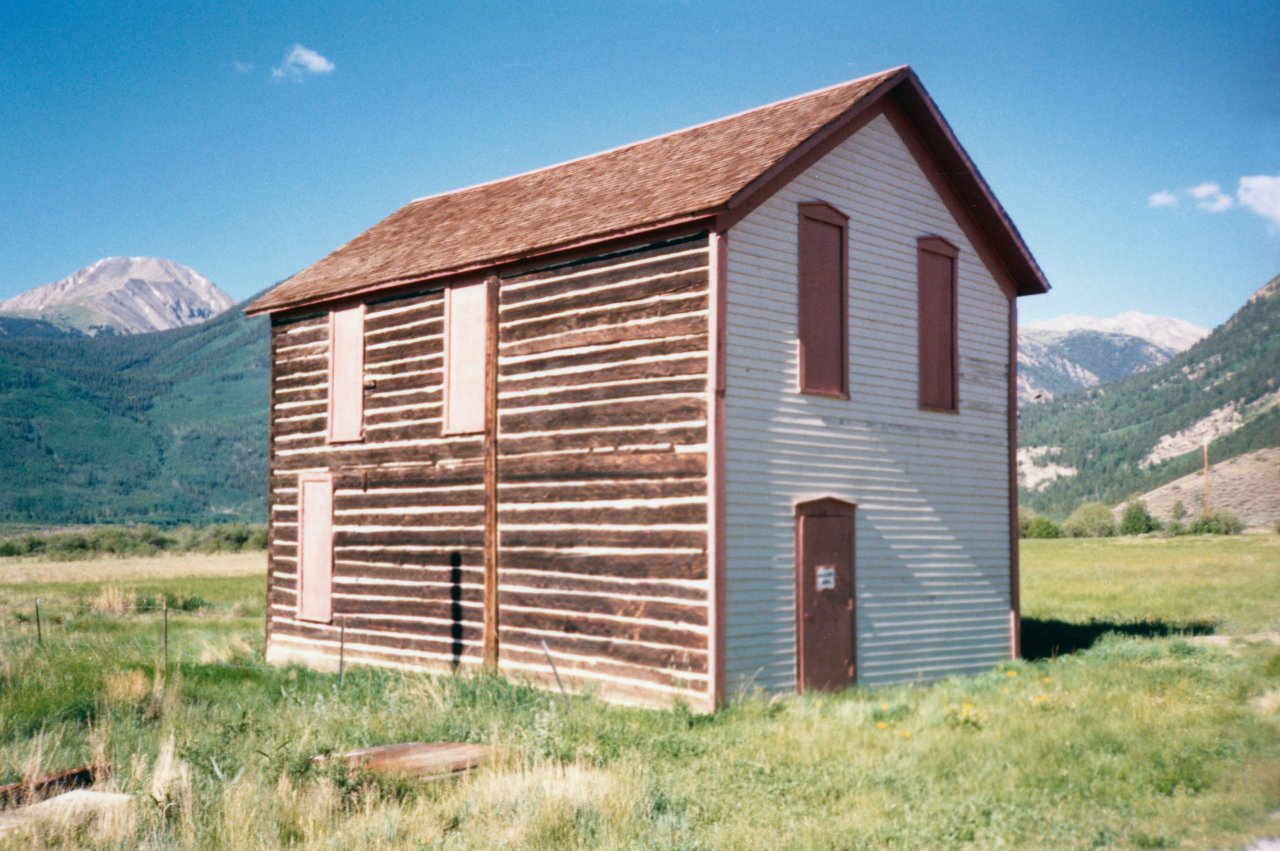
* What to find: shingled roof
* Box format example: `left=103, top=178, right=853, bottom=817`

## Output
left=248, top=66, right=1046, bottom=314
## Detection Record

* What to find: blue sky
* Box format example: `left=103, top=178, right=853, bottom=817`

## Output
left=1, top=1, right=1276, bottom=328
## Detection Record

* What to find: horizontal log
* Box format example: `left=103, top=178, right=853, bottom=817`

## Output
left=500, top=268, right=706, bottom=324
left=505, top=291, right=706, bottom=342
left=366, top=341, right=442, bottom=367
left=500, top=313, right=707, bottom=361
left=497, top=503, right=706, bottom=526
left=502, top=376, right=706, bottom=408
left=333, top=545, right=483, bottom=565
left=332, top=597, right=483, bottom=622
left=331, top=578, right=484, bottom=604
left=500, top=606, right=704, bottom=649
left=500, top=626, right=705, bottom=673
left=501, top=241, right=711, bottom=295
left=498, top=569, right=704, bottom=602
left=274, top=386, right=327, bottom=404
left=498, top=588, right=705, bottom=627
left=501, top=395, right=706, bottom=433
left=362, top=372, right=442, bottom=396
left=272, top=619, right=484, bottom=659
left=273, top=442, right=485, bottom=472
left=500, top=478, right=706, bottom=504
left=501, top=328, right=707, bottom=376
left=499, top=355, right=707, bottom=393
left=499, top=424, right=706, bottom=456
left=338, top=488, right=484, bottom=511
left=333, top=529, right=484, bottom=548
left=499, top=642, right=706, bottom=689
left=501, top=527, right=706, bottom=550
left=500, top=450, right=706, bottom=481
left=365, top=306, right=442, bottom=336
left=333, top=509, right=485, bottom=528
left=497, top=549, right=706, bottom=581
left=273, top=323, right=326, bottom=345
left=333, top=562, right=484, bottom=583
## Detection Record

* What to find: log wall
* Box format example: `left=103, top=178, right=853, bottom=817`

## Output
left=265, top=235, right=712, bottom=710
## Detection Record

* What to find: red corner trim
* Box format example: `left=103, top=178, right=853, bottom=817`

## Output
left=706, top=231, right=728, bottom=708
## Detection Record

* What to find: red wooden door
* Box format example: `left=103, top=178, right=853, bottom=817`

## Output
left=297, top=472, right=334, bottom=623
left=796, top=500, right=855, bottom=692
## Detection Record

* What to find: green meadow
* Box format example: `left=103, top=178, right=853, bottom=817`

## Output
left=0, top=537, right=1277, bottom=849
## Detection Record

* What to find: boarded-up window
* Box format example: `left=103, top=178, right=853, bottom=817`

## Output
left=443, top=279, right=489, bottom=435
left=327, top=305, right=365, bottom=442
left=918, top=236, right=959, bottom=412
left=797, top=202, right=848, bottom=397
left=297, top=472, right=334, bottom=623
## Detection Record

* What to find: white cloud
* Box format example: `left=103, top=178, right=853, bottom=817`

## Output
left=232, top=61, right=254, bottom=75
left=1237, top=175, right=1280, bottom=226
left=1148, top=190, right=1178, bottom=209
left=1189, top=182, right=1234, bottom=212
left=271, top=44, right=335, bottom=82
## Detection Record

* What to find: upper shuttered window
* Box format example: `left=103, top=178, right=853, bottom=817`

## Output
left=797, top=202, right=849, bottom=397
left=327, top=304, right=366, bottom=443
left=442, top=279, right=489, bottom=435
left=917, top=236, right=959, bottom=412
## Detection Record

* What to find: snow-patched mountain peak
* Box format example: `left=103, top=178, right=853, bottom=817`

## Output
left=0, top=257, right=235, bottom=335
left=1021, top=311, right=1209, bottom=353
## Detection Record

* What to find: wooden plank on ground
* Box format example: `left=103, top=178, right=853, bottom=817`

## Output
left=313, top=742, right=493, bottom=779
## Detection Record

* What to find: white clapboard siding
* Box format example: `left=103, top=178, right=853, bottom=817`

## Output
left=722, top=111, right=1013, bottom=693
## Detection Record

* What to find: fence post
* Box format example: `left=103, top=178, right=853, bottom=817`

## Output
left=338, top=616, right=346, bottom=688
left=34, top=598, right=42, bottom=646
left=163, top=600, right=169, bottom=669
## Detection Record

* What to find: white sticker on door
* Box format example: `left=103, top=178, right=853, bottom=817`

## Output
left=816, top=565, right=836, bottom=591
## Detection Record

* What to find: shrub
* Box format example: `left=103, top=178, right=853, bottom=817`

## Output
left=1120, top=500, right=1160, bottom=536
left=1188, top=511, right=1244, bottom=536
left=1063, top=502, right=1116, bottom=538
left=1171, top=501, right=1187, bottom=523
left=1024, top=515, right=1062, bottom=539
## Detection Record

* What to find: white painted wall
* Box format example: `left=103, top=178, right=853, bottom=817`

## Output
left=722, top=111, right=1013, bottom=694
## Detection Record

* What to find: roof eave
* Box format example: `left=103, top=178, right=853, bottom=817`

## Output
left=244, top=211, right=719, bottom=317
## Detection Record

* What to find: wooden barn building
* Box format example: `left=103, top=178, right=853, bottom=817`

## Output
left=246, top=66, right=1049, bottom=711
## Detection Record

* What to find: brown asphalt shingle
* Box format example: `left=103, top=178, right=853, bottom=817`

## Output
left=248, top=67, right=905, bottom=314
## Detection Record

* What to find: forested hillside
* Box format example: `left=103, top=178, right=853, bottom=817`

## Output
left=0, top=299, right=269, bottom=524
left=1019, top=275, right=1280, bottom=517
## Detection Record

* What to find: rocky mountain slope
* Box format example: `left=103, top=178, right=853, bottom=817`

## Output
left=0, top=257, right=235, bottom=335
left=1019, top=274, right=1280, bottom=517
left=1124, top=447, right=1280, bottom=531
left=1018, top=312, right=1208, bottom=404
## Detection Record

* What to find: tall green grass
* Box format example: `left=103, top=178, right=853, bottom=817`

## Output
left=0, top=523, right=267, bottom=560
left=0, top=537, right=1277, bottom=848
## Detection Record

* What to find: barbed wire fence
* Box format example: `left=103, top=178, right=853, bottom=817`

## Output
left=0, top=598, right=360, bottom=684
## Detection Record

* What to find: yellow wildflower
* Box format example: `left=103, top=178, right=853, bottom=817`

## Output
left=1006, top=670, right=1018, bottom=678
left=876, top=721, right=889, bottom=730
left=898, top=729, right=913, bottom=738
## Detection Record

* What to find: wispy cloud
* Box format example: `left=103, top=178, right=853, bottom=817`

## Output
left=1149, top=177, right=1280, bottom=225
left=271, top=44, right=335, bottom=82
left=1189, top=182, right=1234, bottom=213
left=232, top=61, right=254, bottom=75
left=1238, top=176, right=1280, bottom=227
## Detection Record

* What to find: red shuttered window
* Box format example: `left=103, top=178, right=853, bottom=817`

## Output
left=918, top=236, right=959, bottom=412
left=442, top=279, right=489, bottom=435
left=797, top=202, right=849, bottom=397
left=327, top=304, right=366, bottom=443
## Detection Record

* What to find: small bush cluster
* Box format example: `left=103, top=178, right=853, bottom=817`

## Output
left=1063, top=502, right=1116, bottom=538
left=1186, top=511, right=1244, bottom=536
left=0, top=523, right=268, bottom=560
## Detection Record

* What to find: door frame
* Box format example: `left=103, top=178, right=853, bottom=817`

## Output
left=794, top=497, right=857, bottom=692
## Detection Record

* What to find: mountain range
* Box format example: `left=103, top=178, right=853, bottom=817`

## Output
left=0, top=256, right=1274, bottom=527
left=0, top=256, right=235, bottom=335
left=1019, top=273, right=1280, bottom=519
left=1017, top=312, right=1209, bottom=404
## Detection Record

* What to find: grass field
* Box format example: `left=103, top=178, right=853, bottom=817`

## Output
left=0, top=537, right=1278, bottom=848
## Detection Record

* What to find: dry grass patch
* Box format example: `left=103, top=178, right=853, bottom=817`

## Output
left=0, top=551, right=265, bottom=586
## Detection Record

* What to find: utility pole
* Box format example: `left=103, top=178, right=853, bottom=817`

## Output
left=1202, top=442, right=1211, bottom=515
